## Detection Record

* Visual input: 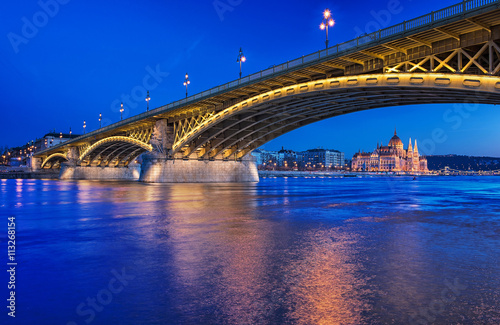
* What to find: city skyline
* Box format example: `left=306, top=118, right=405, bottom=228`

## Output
left=1, top=0, right=500, bottom=158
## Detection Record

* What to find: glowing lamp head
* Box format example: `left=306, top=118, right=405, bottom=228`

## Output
left=323, top=9, right=331, bottom=19
left=320, top=23, right=325, bottom=30
left=241, top=56, right=246, bottom=62
left=329, top=19, right=335, bottom=26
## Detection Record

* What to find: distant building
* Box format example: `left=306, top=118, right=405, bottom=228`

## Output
left=298, top=148, right=345, bottom=168
left=253, top=147, right=346, bottom=170
left=277, top=148, right=296, bottom=167
left=351, top=129, right=428, bottom=173
left=34, top=132, right=80, bottom=151
left=4, top=131, right=80, bottom=166
left=252, top=149, right=279, bottom=166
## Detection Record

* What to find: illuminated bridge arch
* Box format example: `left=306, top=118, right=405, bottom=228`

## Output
left=41, top=153, right=68, bottom=169
left=172, top=73, right=500, bottom=160
left=78, top=136, right=153, bottom=167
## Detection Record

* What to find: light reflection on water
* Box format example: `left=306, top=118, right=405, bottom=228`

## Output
left=0, top=177, right=499, bottom=324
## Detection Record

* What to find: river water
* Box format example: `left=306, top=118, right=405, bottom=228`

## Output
left=0, top=176, right=499, bottom=324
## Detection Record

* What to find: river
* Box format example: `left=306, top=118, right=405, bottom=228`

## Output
left=0, top=176, right=499, bottom=324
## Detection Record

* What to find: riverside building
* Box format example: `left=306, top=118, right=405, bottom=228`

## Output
left=351, top=129, right=428, bottom=173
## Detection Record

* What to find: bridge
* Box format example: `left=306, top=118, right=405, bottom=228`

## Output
left=32, top=0, right=500, bottom=182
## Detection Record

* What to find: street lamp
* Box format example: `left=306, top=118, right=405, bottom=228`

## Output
left=120, top=102, right=124, bottom=120
left=237, top=48, right=246, bottom=78
left=99, top=113, right=102, bottom=128
left=320, top=9, right=335, bottom=49
left=69, top=127, right=72, bottom=137
left=183, top=73, right=190, bottom=98
left=145, top=90, right=150, bottom=111
left=83, top=120, right=86, bottom=134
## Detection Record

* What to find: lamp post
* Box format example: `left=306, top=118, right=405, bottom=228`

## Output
left=69, top=127, right=72, bottom=137
left=145, top=90, right=150, bottom=111
left=183, top=73, right=190, bottom=98
left=237, top=48, right=246, bottom=78
left=120, top=102, right=124, bottom=120
left=83, top=120, right=86, bottom=134
left=320, top=9, right=335, bottom=49
left=99, top=113, right=102, bottom=128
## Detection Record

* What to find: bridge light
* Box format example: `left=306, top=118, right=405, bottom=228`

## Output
left=99, top=113, right=102, bottom=128
left=145, top=90, right=151, bottom=112
left=83, top=120, right=86, bottom=134
left=237, top=48, right=246, bottom=79
left=120, top=103, right=124, bottom=120
left=320, top=9, right=335, bottom=49
left=183, top=73, right=190, bottom=98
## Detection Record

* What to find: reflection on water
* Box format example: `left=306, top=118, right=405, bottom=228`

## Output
left=284, top=229, right=370, bottom=325
left=0, top=177, right=500, bottom=324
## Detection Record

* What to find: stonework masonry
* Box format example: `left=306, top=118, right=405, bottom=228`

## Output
left=60, top=163, right=141, bottom=181
left=139, top=157, right=259, bottom=183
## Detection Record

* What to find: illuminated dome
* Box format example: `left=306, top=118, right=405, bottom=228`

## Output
left=388, top=129, right=403, bottom=148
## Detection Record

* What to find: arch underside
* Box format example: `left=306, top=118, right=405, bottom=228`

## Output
left=174, top=74, right=500, bottom=160
left=79, top=138, right=151, bottom=167
left=41, top=153, right=68, bottom=169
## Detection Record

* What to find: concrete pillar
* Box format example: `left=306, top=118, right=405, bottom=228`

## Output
left=29, top=157, right=42, bottom=171
left=150, top=119, right=174, bottom=157
left=139, top=157, right=259, bottom=183
left=66, top=147, right=79, bottom=164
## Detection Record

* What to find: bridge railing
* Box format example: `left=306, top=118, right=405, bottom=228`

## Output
left=36, top=0, right=499, bottom=155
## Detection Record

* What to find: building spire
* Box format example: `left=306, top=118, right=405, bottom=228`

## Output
left=394, top=127, right=397, bottom=136
left=414, top=139, right=418, bottom=155
left=408, top=138, right=413, bottom=152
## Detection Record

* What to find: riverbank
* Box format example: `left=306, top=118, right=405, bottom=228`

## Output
left=258, top=170, right=436, bottom=178
left=0, top=169, right=59, bottom=179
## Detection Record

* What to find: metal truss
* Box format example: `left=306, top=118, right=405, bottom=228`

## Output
left=41, top=153, right=68, bottom=169
left=386, top=41, right=500, bottom=75
left=126, top=126, right=153, bottom=144
left=78, top=144, right=90, bottom=158
left=171, top=73, right=500, bottom=160
left=173, top=112, right=215, bottom=152
left=78, top=136, right=152, bottom=167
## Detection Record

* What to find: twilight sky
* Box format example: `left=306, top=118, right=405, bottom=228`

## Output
left=1, top=0, right=499, bottom=158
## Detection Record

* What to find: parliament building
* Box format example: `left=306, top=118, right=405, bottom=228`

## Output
left=351, top=129, right=429, bottom=173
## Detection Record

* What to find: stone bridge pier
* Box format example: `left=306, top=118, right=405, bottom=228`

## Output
left=52, top=119, right=258, bottom=183
left=139, top=119, right=259, bottom=183
left=60, top=145, right=142, bottom=181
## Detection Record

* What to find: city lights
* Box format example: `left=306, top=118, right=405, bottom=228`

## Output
left=320, top=8, right=335, bottom=49
left=183, top=73, right=190, bottom=98
left=237, top=48, right=246, bottom=78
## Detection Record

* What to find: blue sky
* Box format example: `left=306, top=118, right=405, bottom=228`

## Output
left=1, top=0, right=499, bottom=158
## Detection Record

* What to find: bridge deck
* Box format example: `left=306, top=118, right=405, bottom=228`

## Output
left=35, top=0, right=500, bottom=158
